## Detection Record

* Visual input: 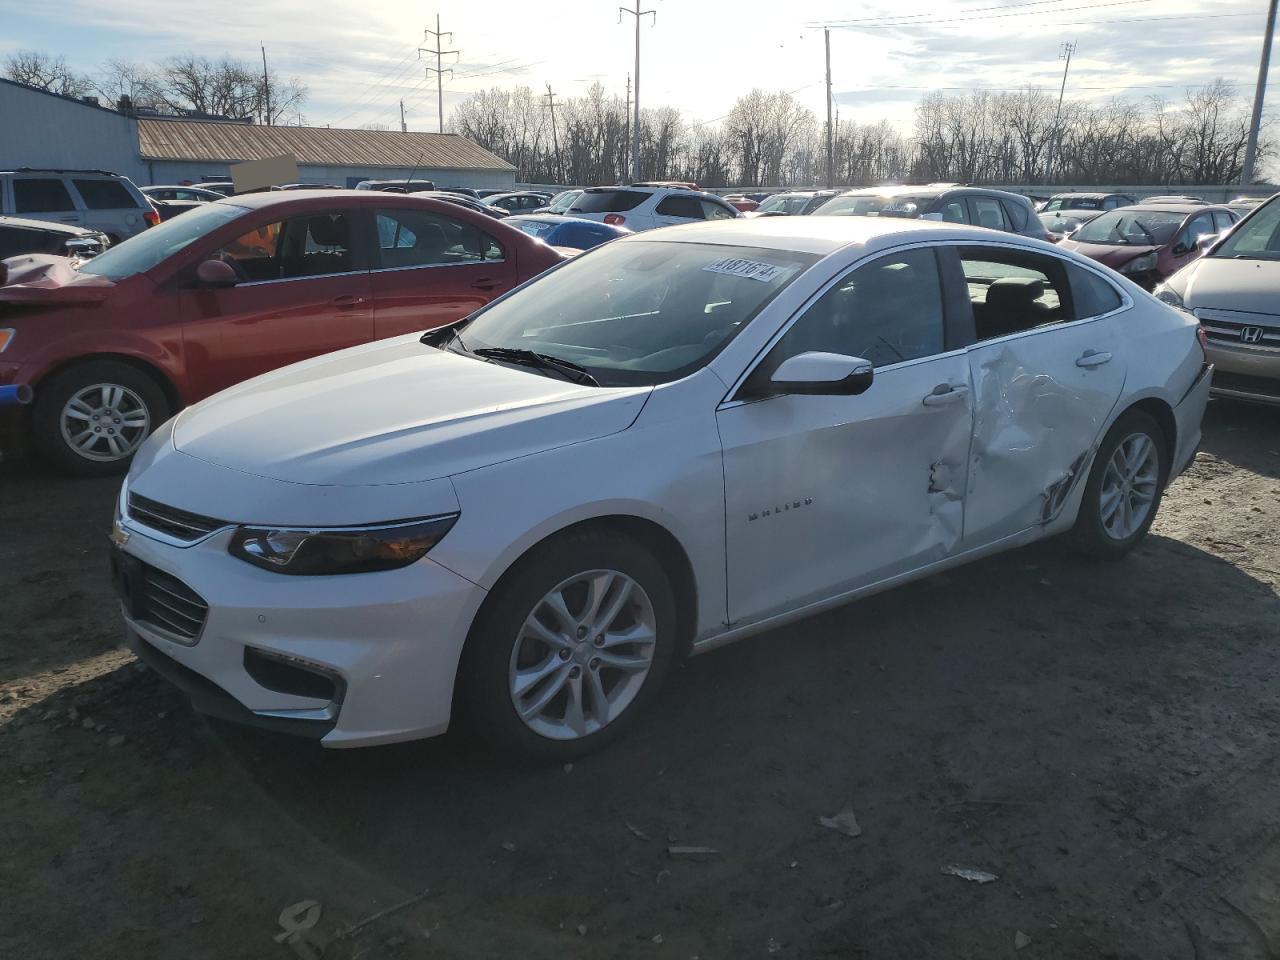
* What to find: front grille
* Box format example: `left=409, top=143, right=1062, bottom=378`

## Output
left=127, top=493, right=227, bottom=542
left=1200, top=315, right=1280, bottom=352
left=1212, top=370, right=1280, bottom=399
left=135, top=564, right=209, bottom=641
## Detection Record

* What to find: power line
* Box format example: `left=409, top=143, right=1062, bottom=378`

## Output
left=327, top=48, right=421, bottom=126
left=817, top=0, right=1075, bottom=26
left=821, top=0, right=1157, bottom=30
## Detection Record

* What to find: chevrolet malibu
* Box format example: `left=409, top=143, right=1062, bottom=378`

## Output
left=112, top=217, right=1212, bottom=759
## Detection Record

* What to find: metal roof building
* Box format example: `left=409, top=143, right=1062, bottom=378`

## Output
left=0, top=78, right=517, bottom=190
left=136, top=119, right=517, bottom=189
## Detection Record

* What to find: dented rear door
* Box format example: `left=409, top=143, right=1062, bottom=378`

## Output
left=961, top=318, right=1126, bottom=547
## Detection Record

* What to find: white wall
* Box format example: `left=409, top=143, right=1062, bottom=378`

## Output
left=143, top=160, right=516, bottom=190
left=0, top=81, right=146, bottom=182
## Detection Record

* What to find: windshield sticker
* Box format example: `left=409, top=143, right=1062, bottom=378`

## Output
left=702, top=257, right=794, bottom=283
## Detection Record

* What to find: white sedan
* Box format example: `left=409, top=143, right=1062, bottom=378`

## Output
left=111, top=217, right=1213, bottom=759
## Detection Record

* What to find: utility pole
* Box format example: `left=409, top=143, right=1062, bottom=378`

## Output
left=419, top=14, right=459, bottom=134
left=619, top=2, right=656, bottom=182
left=544, top=84, right=564, bottom=184
left=623, top=73, right=631, bottom=183
left=1051, top=41, right=1076, bottom=182
left=260, top=43, right=271, bottom=126
left=400, top=99, right=407, bottom=133
left=1242, top=0, right=1278, bottom=184
left=825, top=28, right=834, bottom=189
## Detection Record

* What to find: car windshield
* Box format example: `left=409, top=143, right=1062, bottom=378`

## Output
left=756, top=194, right=812, bottom=214
left=1045, top=197, right=1102, bottom=211
left=453, top=240, right=818, bottom=386
left=1039, top=211, right=1096, bottom=233
left=817, top=194, right=930, bottom=217
left=548, top=190, right=582, bottom=213
left=1072, top=209, right=1185, bottom=246
left=1214, top=198, right=1280, bottom=260
left=78, top=202, right=247, bottom=279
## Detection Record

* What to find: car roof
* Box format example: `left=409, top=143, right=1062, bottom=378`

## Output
left=213, top=190, right=485, bottom=212
left=621, top=214, right=1033, bottom=256
left=0, top=214, right=94, bottom=235
left=1048, top=192, right=1125, bottom=200
left=1114, top=203, right=1221, bottom=214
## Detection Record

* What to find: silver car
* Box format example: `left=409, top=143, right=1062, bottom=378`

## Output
left=1155, top=193, right=1280, bottom=404
left=0, top=169, right=157, bottom=243
left=813, top=186, right=1047, bottom=241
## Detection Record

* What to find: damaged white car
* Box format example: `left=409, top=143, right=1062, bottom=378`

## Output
left=111, top=217, right=1212, bottom=759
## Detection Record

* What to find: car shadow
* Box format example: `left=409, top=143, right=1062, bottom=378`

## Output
left=1199, top=397, right=1280, bottom=478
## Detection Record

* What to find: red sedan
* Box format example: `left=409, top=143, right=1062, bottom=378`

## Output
left=0, top=191, right=563, bottom=475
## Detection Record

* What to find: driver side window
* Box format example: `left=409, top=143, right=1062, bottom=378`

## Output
left=214, top=212, right=356, bottom=282
left=765, top=248, right=946, bottom=372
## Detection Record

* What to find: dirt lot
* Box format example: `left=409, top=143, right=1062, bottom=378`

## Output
left=2, top=399, right=1278, bottom=960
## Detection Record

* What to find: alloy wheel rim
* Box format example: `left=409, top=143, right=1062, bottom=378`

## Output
left=508, top=569, right=657, bottom=741
left=1099, top=431, right=1160, bottom=540
left=59, top=383, right=150, bottom=462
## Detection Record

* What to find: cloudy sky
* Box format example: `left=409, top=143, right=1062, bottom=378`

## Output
left=3, top=0, right=1275, bottom=133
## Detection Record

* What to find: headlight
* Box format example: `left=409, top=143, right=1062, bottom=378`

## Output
left=0, top=328, right=14, bottom=353
left=228, top=514, right=459, bottom=575
left=1120, top=252, right=1158, bottom=274
left=1154, top=284, right=1190, bottom=312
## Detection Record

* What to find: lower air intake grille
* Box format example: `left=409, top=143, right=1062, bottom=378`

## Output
left=135, top=564, right=209, bottom=641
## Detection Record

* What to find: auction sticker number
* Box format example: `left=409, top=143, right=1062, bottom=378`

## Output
left=703, top=257, right=791, bottom=283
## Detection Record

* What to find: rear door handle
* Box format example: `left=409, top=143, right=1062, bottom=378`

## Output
left=922, top=384, right=970, bottom=406
left=470, top=278, right=500, bottom=290
left=330, top=295, right=367, bottom=309
left=1076, top=350, right=1113, bottom=368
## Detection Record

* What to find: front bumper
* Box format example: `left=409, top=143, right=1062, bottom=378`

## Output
left=116, top=523, right=488, bottom=748
left=1204, top=340, right=1280, bottom=405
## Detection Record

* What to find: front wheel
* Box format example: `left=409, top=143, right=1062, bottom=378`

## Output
left=31, top=359, right=170, bottom=477
left=1068, top=409, right=1168, bottom=558
left=457, top=530, right=678, bottom=761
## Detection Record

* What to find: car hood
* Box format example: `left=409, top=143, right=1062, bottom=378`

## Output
left=0, top=254, right=116, bottom=303
left=1180, top=257, right=1280, bottom=315
left=1058, top=240, right=1160, bottom=268
left=172, top=334, right=652, bottom=486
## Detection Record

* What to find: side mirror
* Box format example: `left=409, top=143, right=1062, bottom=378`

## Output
left=769, top=351, right=874, bottom=396
left=196, top=258, right=238, bottom=288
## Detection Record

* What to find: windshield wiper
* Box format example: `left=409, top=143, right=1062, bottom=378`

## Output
left=471, top=346, right=600, bottom=386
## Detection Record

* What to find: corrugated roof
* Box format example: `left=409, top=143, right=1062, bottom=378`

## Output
left=137, top=118, right=515, bottom=172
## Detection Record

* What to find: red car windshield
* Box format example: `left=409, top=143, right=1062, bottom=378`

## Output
left=1072, top=209, right=1184, bottom=246
left=79, top=203, right=248, bottom=280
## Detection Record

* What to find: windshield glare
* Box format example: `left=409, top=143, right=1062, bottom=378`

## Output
left=78, top=203, right=247, bottom=280
left=455, top=241, right=818, bottom=385
left=1215, top=199, right=1280, bottom=260
left=817, top=194, right=927, bottom=217
left=1073, top=209, right=1184, bottom=246
left=757, top=194, right=811, bottom=214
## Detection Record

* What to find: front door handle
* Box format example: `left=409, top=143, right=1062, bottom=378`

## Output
left=1076, top=350, right=1113, bottom=368
left=922, top=384, right=970, bottom=407
left=330, top=295, right=368, bottom=309
left=470, top=278, right=500, bottom=290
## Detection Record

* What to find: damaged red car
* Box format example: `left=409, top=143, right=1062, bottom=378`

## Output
left=0, top=191, right=562, bottom=475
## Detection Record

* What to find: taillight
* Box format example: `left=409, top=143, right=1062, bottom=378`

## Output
left=604, top=214, right=626, bottom=226
left=144, top=208, right=161, bottom=227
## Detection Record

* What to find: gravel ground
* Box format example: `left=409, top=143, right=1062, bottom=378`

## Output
left=1, top=399, right=1277, bottom=960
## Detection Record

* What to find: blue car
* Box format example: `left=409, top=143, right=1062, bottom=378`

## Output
left=502, top=214, right=631, bottom=251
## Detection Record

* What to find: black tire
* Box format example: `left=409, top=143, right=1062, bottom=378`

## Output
left=1067, top=408, right=1169, bottom=558
left=32, top=359, right=170, bottom=478
left=457, top=529, right=678, bottom=761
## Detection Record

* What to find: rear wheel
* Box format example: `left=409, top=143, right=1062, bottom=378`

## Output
left=1068, top=409, right=1168, bottom=558
left=32, top=360, right=169, bottom=477
left=458, top=530, right=677, bottom=761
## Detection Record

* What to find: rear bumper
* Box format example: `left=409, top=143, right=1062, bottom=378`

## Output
left=1171, top=362, right=1213, bottom=478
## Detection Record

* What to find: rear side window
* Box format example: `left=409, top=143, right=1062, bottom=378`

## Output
left=374, top=208, right=502, bottom=268
left=959, top=246, right=1071, bottom=340
left=970, top=197, right=1010, bottom=232
left=1067, top=264, right=1123, bottom=319
left=571, top=190, right=649, bottom=213
left=1001, top=199, right=1028, bottom=230
left=13, top=178, right=76, bottom=213
left=73, top=179, right=139, bottom=210
left=656, top=195, right=704, bottom=219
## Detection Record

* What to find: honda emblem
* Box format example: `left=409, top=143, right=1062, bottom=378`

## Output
left=1240, top=326, right=1265, bottom=344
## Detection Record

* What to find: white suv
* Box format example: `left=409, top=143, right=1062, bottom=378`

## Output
left=0, top=169, right=158, bottom=243
left=566, top=185, right=740, bottom=232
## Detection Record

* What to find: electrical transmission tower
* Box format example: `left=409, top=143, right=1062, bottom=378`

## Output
left=419, top=14, right=459, bottom=134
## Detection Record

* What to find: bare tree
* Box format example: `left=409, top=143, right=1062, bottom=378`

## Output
left=4, top=49, right=92, bottom=98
